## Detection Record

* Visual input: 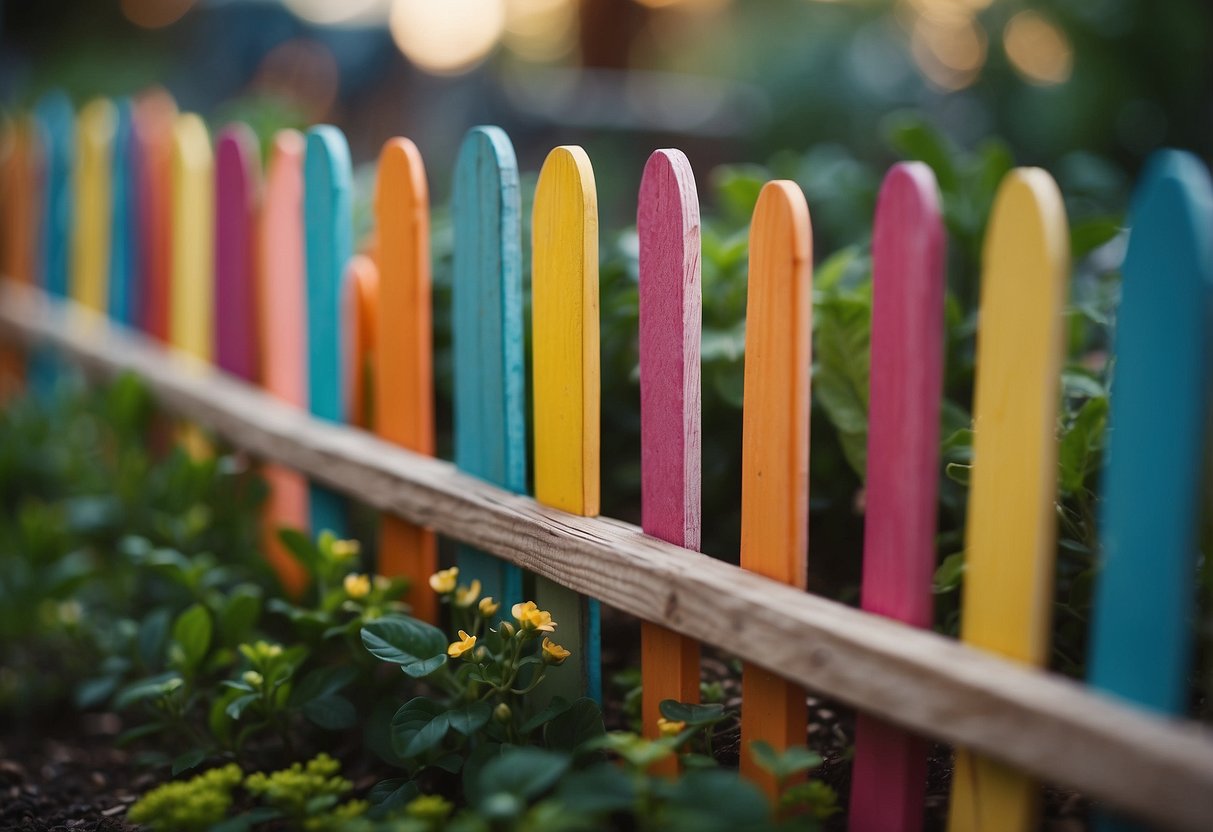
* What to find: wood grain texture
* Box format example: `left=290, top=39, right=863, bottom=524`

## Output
left=1088, top=151, right=1213, bottom=832
left=849, top=162, right=945, bottom=832
left=531, top=145, right=601, bottom=704
left=4, top=279, right=1213, bottom=832
left=106, top=100, right=136, bottom=326
left=451, top=125, right=526, bottom=614
left=70, top=98, right=116, bottom=313
left=637, top=147, right=702, bottom=768
left=343, top=252, right=377, bottom=430
left=373, top=137, right=437, bottom=623
left=169, top=113, right=214, bottom=362
left=303, top=125, right=353, bottom=537
left=259, top=129, right=309, bottom=597
left=738, top=180, right=811, bottom=797
left=948, top=168, right=1070, bottom=832
left=34, top=92, right=74, bottom=299
left=214, top=123, right=261, bottom=382
left=133, top=89, right=176, bottom=341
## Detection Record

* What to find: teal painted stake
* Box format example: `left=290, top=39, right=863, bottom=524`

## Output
left=304, top=126, right=353, bottom=538
left=107, top=100, right=136, bottom=325
left=451, top=126, right=526, bottom=612
left=1089, top=150, right=1213, bottom=832
left=31, top=92, right=75, bottom=396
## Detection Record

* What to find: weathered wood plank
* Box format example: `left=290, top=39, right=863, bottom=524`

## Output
left=738, top=180, right=812, bottom=797
left=214, top=123, right=261, bottom=382
left=637, top=147, right=702, bottom=771
left=451, top=125, right=527, bottom=614
left=303, top=125, right=352, bottom=538
left=531, top=145, right=601, bottom=704
left=948, top=169, right=1070, bottom=832
left=849, top=162, right=945, bottom=832
left=373, top=137, right=438, bottom=623
left=1088, top=151, right=1213, bottom=832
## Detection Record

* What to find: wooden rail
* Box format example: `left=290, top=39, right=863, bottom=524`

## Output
left=2, top=278, right=1212, bottom=831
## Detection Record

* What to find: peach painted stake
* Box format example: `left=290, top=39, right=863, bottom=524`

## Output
left=133, top=90, right=176, bottom=342
left=737, top=180, right=812, bottom=798
left=258, top=129, right=309, bottom=596
left=947, top=169, right=1070, bottom=832
left=637, top=148, right=702, bottom=772
left=848, top=163, right=945, bottom=832
left=373, top=138, right=438, bottom=624
left=343, top=252, right=378, bottom=430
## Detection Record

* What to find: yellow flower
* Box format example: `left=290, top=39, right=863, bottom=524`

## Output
left=454, top=579, right=482, bottom=608
left=429, top=567, right=459, bottom=595
left=242, top=670, right=264, bottom=688
left=478, top=596, right=500, bottom=618
left=658, top=717, right=687, bottom=737
left=331, top=538, right=361, bottom=559
left=511, top=601, right=557, bottom=633
left=447, top=630, right=477, bottom=659
left=343, top=573, right=371, bottom=599
left=541, top=637, right=571, bottom=665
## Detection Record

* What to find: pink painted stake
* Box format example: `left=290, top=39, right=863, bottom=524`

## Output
left=848, top=162, right=944, bottom=832
left=215, top=124, right=261, bottom=381
left=638, top=149, right=702, bottom=772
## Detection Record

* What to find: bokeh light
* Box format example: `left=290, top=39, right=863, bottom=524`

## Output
left=282, top=0, right=391, bottom=27
left=504, top=0, right=578, bottom=62
left=910, top=13, right=987, bottom=90
left=1004, top=10, right=1074, bottom=86
left=120, top=0, right=196, bottom=29
left=251, top=39, right=340, bottom=122
left=389, top=0, right=508, bottom=75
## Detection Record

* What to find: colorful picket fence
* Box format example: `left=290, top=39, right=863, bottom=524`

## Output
left=1, top=93, right=1212, bottom=832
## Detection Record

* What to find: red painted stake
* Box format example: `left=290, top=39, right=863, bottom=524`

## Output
left=848, top=162, right=945, bottom=832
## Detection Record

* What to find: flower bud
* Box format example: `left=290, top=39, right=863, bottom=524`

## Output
left=493, top=703, right=512, bottom=724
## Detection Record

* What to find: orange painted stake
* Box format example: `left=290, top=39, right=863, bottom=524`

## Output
left=373, top=138, right=437, bottom=623
left=737, top=180, right=812, bottom=798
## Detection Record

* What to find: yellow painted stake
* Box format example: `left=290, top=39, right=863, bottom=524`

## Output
left=70, top=98, right=117, bottom=313
left=531, top=145, right=601, bottom=703
left=947, top=169, right=1070, bottom=832
left=169, top=113, right=214, bottom=362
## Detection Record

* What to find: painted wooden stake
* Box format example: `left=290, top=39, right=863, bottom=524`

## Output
left=0, top=117, right=40, bottom=398
left=452, top=126, right=526, bottom=614
left=105, top=100, right=135, bottom=325
left=343, top=252, right=378, bottom=430
left=1087, top=151, right=1213, bottom=832
left=168, top=113, right=214, bottom=362
left=373, top=137, right=438, bottom=622
left=304, top=125, right=352, bottom=538
left=531, top=145, right=601, bottom=704
left=947, top=169, right=1069, bottom=832
left=638, top=148, right=702, bottom=770
left=737, top=180, right=812, bottom=798
left=849, top=163, right=945, bottom=832
left=259, top=129, right=309, bottom=596
left=214, top=124, right=261, bottom=382
left=133, top=89, right=176, bottom=341
left=70, top=98, right=116, bottom=313
left=34, top=92, right=74, bottom=300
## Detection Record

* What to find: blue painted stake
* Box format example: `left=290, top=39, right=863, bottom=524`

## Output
left=452, top=126, right=526, bottom=613
left=1088, top=150, right=1213, bottom=832
left=31, top=92, right=75, bottom=396
left=107, top=100, right=136, bottom=326
left=304, top=126, right=353, bottom=538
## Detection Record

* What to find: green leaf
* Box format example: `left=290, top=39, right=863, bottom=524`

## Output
left=171, top=603, right=212, bottom=672
left=664, top=769, right=771, bottom=830
left=747, top=740, right=822, bottom=782
left=883, top=113, right=959, bottom=192
left=1070, top=217, right=1122, bottom=258
left=555, top=762, right=637, bottom=813
left=404, top=712, right=450, bottom=757
left=138, top=608, right=172, bottom=668
left=814, top=294, right=872, bottom=478
left=544, top=697, right=606, bottom=752
left=945, top=463, right=971, bottom=486
left=391, top=697, right=445, bottom=758
left=303, top=695, right=357, bottom=730
left=368, top=779, right=419, bottom=819
left=520, top=696, right=573, bottom=733
left=659, top=700, right=726, bottom=726
left=171, top=748, right=206, bottom=776
left=290, top=665, right=359, bottom=706
left=210, top=808, right=284, bottom=832
left=75, top=675, right=121, bottom=709
left=225, top=693, right=259, bottom=720
left=114, top=672, right=183, bottom=709
left=218, top=585, right=262, bottom=647
left=477, top=748, right=570, bottom=804
left=277, top=527, right=319, bottom=572
left=447, top=702, right=492, bottom=736
left=933, top=552, right=966, bottom=594
left=1059, top=396, right=1108, bottom=494
left=361, top=616, right=449, bottom=677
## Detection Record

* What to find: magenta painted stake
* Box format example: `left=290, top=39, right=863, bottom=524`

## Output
left=848, top=162, right=945, bottom=832
left=214, top=124, right=261, bottom=381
